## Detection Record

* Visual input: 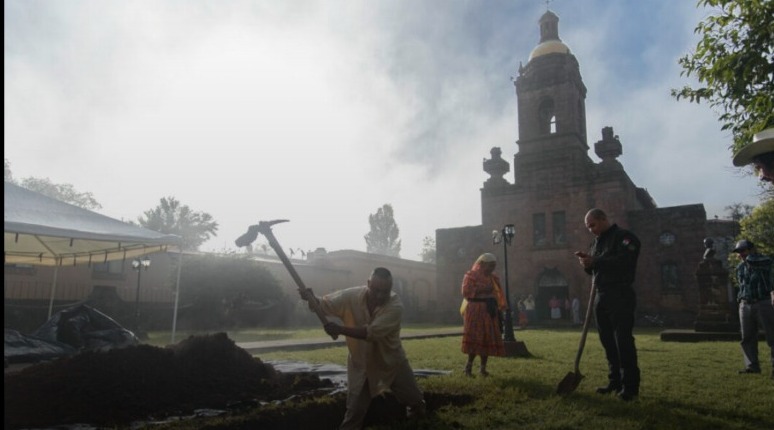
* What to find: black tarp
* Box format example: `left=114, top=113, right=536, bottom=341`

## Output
left=4, top=304, right=139, bottom=365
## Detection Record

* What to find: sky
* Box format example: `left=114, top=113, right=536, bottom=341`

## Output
left=4, top=0, right=765, bottom=261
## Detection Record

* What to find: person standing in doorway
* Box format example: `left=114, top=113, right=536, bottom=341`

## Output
left=460, top=253, right=506, bottom=377
left=571, top=296, right=581, bottom=325
left=731, top=239, right=774, bottom=378
left=524, top=294, right=536, bottom=324
left=549, top=295, right=562, bottom=320
left=517, top=296, right=528, bottom=328
left=305, top=267, right=426, bottom=429
left=575, top=208, right=642, bottom=401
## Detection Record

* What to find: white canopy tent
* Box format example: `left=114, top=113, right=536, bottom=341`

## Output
left=4, top=182, right=185, bottom=341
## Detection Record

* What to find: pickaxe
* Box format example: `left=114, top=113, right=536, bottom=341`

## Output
left=235, top=220, right=337, bottom=339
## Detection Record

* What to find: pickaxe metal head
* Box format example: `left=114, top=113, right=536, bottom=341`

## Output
left=235, top=219, right=289, bottom=247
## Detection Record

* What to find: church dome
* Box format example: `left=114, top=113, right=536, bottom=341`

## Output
left=529, top=40, right=571, bottom=61
left=528, top=10, right=571, bottom=62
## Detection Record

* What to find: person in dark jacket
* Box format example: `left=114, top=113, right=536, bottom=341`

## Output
left=731, top=239, right=774, bottom=378
left=575, top=208, right=641, bottom=401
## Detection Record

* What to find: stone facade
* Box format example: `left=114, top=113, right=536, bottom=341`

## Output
left=436, top=11, right=735, bottom=326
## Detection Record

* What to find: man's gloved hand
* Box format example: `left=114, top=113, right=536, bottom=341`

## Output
left=323, top=322, right=341, bottom=337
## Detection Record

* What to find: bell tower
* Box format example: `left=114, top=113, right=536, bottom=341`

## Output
left=512, top=10, right=592, bottom=187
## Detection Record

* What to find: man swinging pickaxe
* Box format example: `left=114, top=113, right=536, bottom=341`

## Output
left=235, top=220, right=337, bottom=339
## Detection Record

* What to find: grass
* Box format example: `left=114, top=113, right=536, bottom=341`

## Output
left=145, top=326, right=774, bottom=429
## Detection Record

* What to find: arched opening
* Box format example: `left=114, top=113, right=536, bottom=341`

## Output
left=538, top=98, right=555, bottom=135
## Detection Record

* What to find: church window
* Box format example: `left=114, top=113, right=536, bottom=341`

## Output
left=661, top=263, right=679, bottom=291
left=552, top=211, right=566, bottom=244
left=659, top=232, right=676, bottom=246
left=533, top=213, right=546, bottom=246
left=538, top=98, right=555, bottom=135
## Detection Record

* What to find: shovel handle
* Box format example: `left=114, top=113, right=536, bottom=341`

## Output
left=573, top=282, right=597, bottom=373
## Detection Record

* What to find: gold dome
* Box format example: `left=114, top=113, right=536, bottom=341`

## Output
left=529, top=40, right=571, bottom=61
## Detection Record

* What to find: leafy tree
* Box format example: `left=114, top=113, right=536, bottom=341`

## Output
left=672, top=0, right=774, bottom=151
left=176, top=253, right=290, bottom=329
left=419, top=236, right=436, bottom=264
left=5, top=159, right=102, bottom=209
left=19, top=177, right=103, bottom=210
left=4, top=158, right=13, bottom=182
left=724, top=202, right=754, bottom=221
left=364, top=203, right=401, bottom=257
left=737, top=198, right=774, bottom=257
left=138, top=197, right=218, bottom=251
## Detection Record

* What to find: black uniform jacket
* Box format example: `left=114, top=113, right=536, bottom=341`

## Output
left=584, top=224, right=641, bottom=290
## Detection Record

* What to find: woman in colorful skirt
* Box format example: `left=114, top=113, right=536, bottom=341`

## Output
left=461, top=253, right=506, bottom=376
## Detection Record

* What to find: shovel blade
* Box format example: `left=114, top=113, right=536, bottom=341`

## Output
left=556, top=371, right=584, bottom=395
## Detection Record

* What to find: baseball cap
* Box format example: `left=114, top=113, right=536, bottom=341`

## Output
left=732, top=239, right=754, bottom=253
left=732, top=127, right=774, bottom=167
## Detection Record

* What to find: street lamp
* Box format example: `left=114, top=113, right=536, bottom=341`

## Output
left=493, top=224, right=530, bottom=357
left=131, top=256, right=151, bottom=332
left=493, top=224, right=517, bottom=341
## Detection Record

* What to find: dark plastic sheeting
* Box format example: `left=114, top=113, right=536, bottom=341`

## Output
left=4, top=304, right=138, bottom=365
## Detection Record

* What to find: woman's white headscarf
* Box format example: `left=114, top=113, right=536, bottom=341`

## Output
left=475, top=253, right=497, bottom=264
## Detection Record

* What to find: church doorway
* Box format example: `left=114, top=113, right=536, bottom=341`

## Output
left=535, top=268, right=569, bottom=321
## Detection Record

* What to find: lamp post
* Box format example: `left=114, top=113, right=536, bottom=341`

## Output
left=493, top=224, right=530, bottom=357
left=493, top=224, right=517, bottom=341
left=131, top=256, right=151, bottom=332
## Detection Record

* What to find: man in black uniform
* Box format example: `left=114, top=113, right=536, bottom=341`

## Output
left=575, top=208, right=641, bottom=401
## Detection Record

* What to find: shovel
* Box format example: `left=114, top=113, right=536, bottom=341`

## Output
left=556, top=281, right=597, bottom=395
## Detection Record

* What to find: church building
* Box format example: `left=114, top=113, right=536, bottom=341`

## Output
left=435, top=11, right=737, bottom=325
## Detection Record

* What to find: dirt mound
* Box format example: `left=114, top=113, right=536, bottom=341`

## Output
left=4, top=333, right=331, bottom=429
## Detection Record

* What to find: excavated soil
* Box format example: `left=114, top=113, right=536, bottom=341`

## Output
left=4, top=333, right=334, bottom=429
left=4, top=333, right=471, bottom=429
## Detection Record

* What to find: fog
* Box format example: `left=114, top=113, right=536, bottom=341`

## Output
left=4, top=1, right=762, bottom=260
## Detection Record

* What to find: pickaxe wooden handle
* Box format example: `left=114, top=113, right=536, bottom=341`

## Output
left=235, top=220, right=337, bottom=339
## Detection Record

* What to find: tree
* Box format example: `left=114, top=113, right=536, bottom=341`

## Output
left=4, top=158, right=13, bottom=182
left=5, top=159, right=102, bottom=210
left=419, top=236, right=436, bottom=264
left=364, top=203, right=401, bottom=257
left=19, top=177, right=103, bottom=210
left=672, top=0, right=774, bottom=151
left=725, top=202, right=754, bottom=221
left=737, top=198, right=774, bottom=257
left=138, top=196, right=218, bottom=251
left=177, top=253, right=290, bottom=329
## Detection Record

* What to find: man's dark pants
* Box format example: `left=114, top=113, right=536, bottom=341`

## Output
left=595, top=287, right=640, bottom=393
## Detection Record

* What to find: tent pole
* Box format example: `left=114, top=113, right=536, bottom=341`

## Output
left=47, top=265, right=59, bottom=319
left=170, top=249, right=183, bottom=344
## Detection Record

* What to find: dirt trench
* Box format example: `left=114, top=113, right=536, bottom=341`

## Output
left=4, top=333, right=471, bottom=429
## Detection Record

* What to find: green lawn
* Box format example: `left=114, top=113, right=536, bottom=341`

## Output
left=146, top=326, right=774, bottom=429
